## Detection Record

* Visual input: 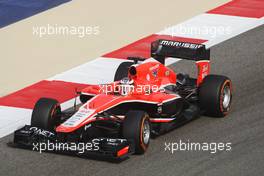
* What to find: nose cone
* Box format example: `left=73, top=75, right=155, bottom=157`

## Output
left=56, top=125, right=74, bottom=133
left=56, top=108, right=95, bottom=133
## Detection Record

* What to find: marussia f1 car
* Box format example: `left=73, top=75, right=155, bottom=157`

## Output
left=12, top=39, right=232, bottom=161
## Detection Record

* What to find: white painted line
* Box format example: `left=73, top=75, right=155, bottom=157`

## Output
left=47, top=57, right=131, bottom=84
left=157, top=14, right=264, bottom=48
left=0, top=106, right=32, bottom=138
left=60, top=97, right=81, bottom=111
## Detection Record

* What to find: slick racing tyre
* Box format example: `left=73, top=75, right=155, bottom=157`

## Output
left=31, top=98, right=61, bottom=131
left=79, top=94, right=93, bottom=104
left=114, top=62, right=134, bottom=81
left=122, top=111, right=150, bottom=154
left=199, top=75, right=232, bottom=117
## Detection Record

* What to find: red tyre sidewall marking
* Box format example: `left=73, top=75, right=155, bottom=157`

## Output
left=50, top=104, right=60, bottom=129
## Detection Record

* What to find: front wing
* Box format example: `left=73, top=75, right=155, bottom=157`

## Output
left=10, top=125, right=134, bottom=162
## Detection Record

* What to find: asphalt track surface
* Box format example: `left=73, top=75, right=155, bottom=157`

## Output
left=0, top=25, right=264, bottom=176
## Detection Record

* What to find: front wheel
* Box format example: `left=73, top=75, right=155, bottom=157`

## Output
left=31, top=98, right=61, bottom=131
left=199, top=75, right=232, bottom=117
left=122, top=111, right=150, bottom=154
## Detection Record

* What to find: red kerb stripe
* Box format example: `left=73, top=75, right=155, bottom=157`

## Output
left=103, top=34, right=207, bottom=60
left=0, top=80, right=89, bottom=109
left=207, top=0, right=264, bottom=18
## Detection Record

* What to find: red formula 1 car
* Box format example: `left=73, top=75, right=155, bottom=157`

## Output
left=12, top=39, right=232, bottom=161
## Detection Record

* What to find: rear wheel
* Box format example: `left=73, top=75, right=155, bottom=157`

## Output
left=79, top=94, right=93, bottom=104
left=114, top=62, right=134, bottom=81
left=199, top=75, right=232, bottom=117
left=122, top=111, right=150, bottom=154
left=31, top=98, right=61, bottom=131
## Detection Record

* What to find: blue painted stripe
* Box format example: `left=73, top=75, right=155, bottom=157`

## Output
left=0, top=0, right=71, bottom=28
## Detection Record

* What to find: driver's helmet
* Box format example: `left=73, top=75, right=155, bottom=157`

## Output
left=119, top=77, right=134, bottom=95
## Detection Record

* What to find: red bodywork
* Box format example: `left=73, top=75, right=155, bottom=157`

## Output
left=56, top=60, right=209, bottom=133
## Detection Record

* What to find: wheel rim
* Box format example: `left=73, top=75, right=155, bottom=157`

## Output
left=142, top=119, right=150, bottom=145
left=222, top=85, right=231, bottom=109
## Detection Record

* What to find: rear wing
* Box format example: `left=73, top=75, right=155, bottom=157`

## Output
left=151, top=39, right=210, bottom=85
left=151, top=39, right=210, bottom=64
